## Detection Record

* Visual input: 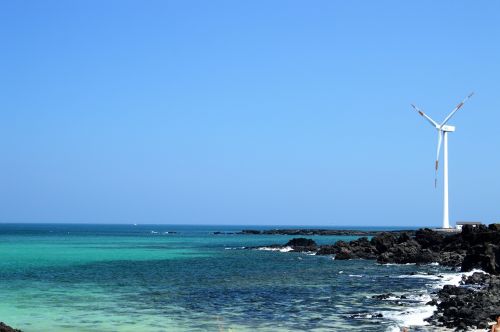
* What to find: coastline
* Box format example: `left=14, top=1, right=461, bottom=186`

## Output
left=249, top=224, right=500, bottom=331
left=1, top=223, right=497, bottom=331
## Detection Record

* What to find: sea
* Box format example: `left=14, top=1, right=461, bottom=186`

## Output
left=0, top=224, right=465, bottom=332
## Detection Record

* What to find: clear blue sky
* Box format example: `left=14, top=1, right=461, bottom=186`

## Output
left=1, top=1, right=499, bottom=226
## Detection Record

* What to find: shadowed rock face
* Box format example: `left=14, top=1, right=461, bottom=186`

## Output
left=415, top=228, right=445, bottom=251
left=461, top=242, right=500, bottom=274
left=489, top=223, right=500, bottom=232
left=317, top=237, right=378, bottom=259
left=371, top=232, right=399, bottom=253
left=284, top=238, right=317, bottom=252
left=459, top=225, right=500, bottom=274
left=0, top=322, right=22, bottom=332
left=285, top=238, right=316, bottom=247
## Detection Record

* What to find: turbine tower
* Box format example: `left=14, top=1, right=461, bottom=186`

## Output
left=411, top=92, right=474, bottom=229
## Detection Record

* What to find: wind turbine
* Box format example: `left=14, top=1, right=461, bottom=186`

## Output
left=411, top=92, right=474, bottom=229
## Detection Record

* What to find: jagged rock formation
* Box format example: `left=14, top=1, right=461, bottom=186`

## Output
left=315, top=229, right=465, bottom=266
left=0, top=322, right=22, bottom=332
left=254, top=224, right=500, bottom=270
left=284, top=237, right=317, bottom=251
left=426, top=272, right=500, bottom=330
left=317, top=224, right=500, bottom=272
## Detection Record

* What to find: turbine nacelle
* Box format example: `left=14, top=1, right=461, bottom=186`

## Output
left=439, top=125, right=455, bottom=132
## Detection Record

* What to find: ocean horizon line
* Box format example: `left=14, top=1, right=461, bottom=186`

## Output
left=0, top=222, right=429, bottom=228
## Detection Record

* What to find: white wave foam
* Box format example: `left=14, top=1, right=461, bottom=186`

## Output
left=379, top=262, right=439, bottom=266
left=382, top=303, right=436, bottom=327
left=379, top=293, right=431, bottom=302
left=433, top=268, right=487, bottom=288
left=256, top=246, right=293, bottom=252
left=384, top=269, right=488, bottom=331
left=393, top=273, right=440, bottom=280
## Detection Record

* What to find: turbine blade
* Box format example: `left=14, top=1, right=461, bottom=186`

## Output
left=435, top=131, right=443, bottom=188
left=411, top=104, right=438, bottom=128
left=441, top=92, right=474, bottom=127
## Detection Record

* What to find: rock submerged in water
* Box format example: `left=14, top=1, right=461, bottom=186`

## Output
left=371, top=293, right=395, bottom=300
left=0, top=322, right=22, bottom=332
left=245, top=238, right=318, bottom=252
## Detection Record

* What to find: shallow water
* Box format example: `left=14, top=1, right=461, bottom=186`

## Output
left=0, top=224, right=454, bottom=331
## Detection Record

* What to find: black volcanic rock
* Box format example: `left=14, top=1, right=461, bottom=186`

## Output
left=316, top=237, right=378, bottom=259
left=461, top=243, right=500, bottom=274
left=489, top=223, right=500, bottom=232
left=0, top=322, right=22, bottom=332
left=370, top=232, right=398, bottom=253
left=284, top=238, right=317, bottom=252
left=246, top=238, right=318, bottom=253
left=437, top=251, right=465, bottom=267
left=377, top=238, right=421, bottom=264
left=257, top=224, right=500, bottom=271
left=427, top=272, right=500, bottom=330
left=372, top=293, right=395, bottom=300
left=285, top=238, right=317, bottom=248
left=415, top=228, right=445, bottom=250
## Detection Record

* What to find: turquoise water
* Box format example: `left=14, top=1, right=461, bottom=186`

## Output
left=0, top=224, right=451, bottom=331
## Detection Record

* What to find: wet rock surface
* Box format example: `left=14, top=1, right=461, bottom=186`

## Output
left=426, top=272, right=500, bottom=330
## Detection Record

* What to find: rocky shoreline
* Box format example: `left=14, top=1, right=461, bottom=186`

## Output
left=427, top=272, right=500, bottom=330
left=250, top=224, right=500, bottom=331
left=0, top=322, right=21, bottom=332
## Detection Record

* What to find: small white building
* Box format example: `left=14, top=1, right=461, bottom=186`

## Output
left=455, top=221, right=482, bottom=230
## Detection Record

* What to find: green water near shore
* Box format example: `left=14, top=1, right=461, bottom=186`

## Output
left=0, top=224, right=448, bottom=331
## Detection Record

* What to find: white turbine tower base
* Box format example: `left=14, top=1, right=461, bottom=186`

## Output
left=411, top=92, right=474, bottom=229
left=443, top=130, right=449, bottom=229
